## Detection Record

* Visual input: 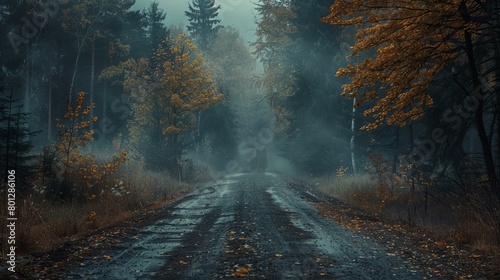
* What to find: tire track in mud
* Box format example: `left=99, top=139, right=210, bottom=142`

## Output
left=24, top=173, right=425, bottom=279
left=177, top=174, right=422, bottom=279
left=215, top=180, right=338, bottom=279
left=154, top=207, right=224, bottom=279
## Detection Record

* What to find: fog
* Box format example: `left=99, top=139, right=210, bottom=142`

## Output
left=133, top=0, right=258, bottom=44
left=0, top=0, right=496, bottom=200
left=2, top=0, right=500, bottom=267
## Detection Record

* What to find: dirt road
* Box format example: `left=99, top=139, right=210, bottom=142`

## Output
left=16, top=173, right=425, bottom=279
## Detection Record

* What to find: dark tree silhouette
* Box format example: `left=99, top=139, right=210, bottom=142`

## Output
left=185, top=0, right=222, bottom=50
left=0, top=85, right=38, bottom=190
left=142, top=1, right=169, bottom=57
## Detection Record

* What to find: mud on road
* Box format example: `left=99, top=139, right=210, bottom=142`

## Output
left=13, top=173, right=424, bottom=279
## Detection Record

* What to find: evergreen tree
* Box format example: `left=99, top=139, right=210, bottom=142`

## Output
left=0, top=84, right=38, bottom=190
left=0, top=0, right=28, bottom=73
left=142, top=1, right=169, bottom=57
left=185, top=0, right=222, bottom=50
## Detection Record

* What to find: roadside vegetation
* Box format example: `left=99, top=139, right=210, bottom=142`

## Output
left=1, top=0, right=500, bottom=273
left=1, top=0, right=251, bottom=257
left=0, top=92, right=194, bottom=255
left=0, top=167, right=191, bottom=255
left=316, top=160, right=500, bottom=253
left=253, top=0, right=500, bottom=255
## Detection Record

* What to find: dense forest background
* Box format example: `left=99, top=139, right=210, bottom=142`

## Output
left=0, top=0, right=499, bottom=253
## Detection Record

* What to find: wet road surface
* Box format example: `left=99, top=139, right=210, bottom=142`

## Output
left=48, top=173, right=423, bottom=279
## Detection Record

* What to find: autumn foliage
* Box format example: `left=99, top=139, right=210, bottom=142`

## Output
left=253, top=0, right=296, bottom=115
left=40, top=92, right=127, bottom=201
left=322, top=0, right=487, bottom=130
left=323, top=0, right=500, bottom=220
left=122, top=34, right=222, bottom=173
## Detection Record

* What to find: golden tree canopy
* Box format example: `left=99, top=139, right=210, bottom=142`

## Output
left=123, top=34, right=222, bottom=143
left=322, top=0, right=486, bottom=130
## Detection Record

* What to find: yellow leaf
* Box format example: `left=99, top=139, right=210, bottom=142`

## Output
left=240, top=267, right=249, bottom=273
left=233, top=267, right=249, bottom=277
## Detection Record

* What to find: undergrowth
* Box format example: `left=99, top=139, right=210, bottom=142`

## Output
left=315, top=161, right=500, bottom=253
left=0, top=162, right=191, bottom=256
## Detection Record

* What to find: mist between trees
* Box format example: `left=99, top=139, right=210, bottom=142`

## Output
left=0, top=0, right=499, bottom=254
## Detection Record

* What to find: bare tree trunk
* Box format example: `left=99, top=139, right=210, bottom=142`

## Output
left=407, top=122, right=416, bottom=226
left=408, top=177, right=416, bottom=227
left=14, top=106, right=21, bottom=171
left=392, top=127, right=400, bottom=173
left=48, top=53, right=53, bottom=142
left=195, top=111, right=201, bottom=153
left=68, top=44, right=82, bottom=103
left=25, top=44, right=31, bottom=113
left=4, top=88, right=13, bottom=179
left=350, top=98, right=357, bottom=174
left=90, top=37, right=96, bottom=131
left=488, top=0, right=500, bottom=197
left=461, top=2, right=500, bottom=202
left=103, top=81, right=107, bottom=121
left=68, top=4, right=104, bottom=102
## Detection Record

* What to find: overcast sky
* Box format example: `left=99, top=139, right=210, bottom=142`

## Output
left=133, top=0, right=259, bottom=45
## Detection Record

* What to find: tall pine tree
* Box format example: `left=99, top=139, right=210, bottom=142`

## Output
left=0, top=84, right=38, bottom=189
left=185, top=0, right=222, bottom=50
left=142, top=1, right=169, bottom=57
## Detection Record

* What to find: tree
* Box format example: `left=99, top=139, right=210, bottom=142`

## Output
left=0, top=0, right=29, bottom=74
left=142, top=1, right=169, bottom=57
left=206, top=27, right=254, bottom=91
left=323, top=1, right=499, bottom=199
left=255, top=0, right=352, bottom=176
left=201, top=27, right=255, bottom=164
left=253, top=0, right=295, bottom=112
left=62, top=1, right=131, bottom=98
left=45, top=91, right=126, bottom=201
left=123, top=34, right=222, bottom=175
left=0, top=85, right=38, bottom=189
left=185, top=0, right=222, bottom=50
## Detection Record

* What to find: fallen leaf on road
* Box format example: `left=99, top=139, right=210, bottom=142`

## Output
left=233, top=267, right=249, bottom=277
left=103, top=255, right=112, bottom=260
left=275, top=253, right=283, bottom=257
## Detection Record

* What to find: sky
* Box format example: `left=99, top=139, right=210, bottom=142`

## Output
left=133, top=0, right=259, bottom=45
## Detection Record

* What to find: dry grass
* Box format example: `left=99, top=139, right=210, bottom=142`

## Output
left=315, top=174, right=379, bottom=211
left=0, top=162, right=192, bottom=256
left=315, top=174, right=500, bottom=252
left=448, top=204, right=500, bottom=252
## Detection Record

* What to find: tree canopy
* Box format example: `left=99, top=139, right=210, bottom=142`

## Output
left=185, top=0, right=222, bottom=50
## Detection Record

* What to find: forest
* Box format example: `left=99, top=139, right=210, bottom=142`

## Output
left=0, top=0, right=499, bottom=260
